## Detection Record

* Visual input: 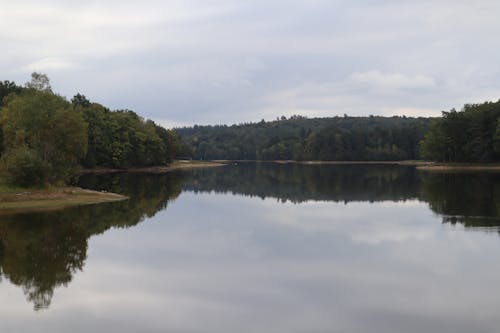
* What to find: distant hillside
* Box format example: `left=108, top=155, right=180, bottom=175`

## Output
left=176, top=115, right=433, bottom=161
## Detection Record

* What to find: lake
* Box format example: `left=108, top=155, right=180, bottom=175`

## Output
left=1, top=163, right=500, bottom=332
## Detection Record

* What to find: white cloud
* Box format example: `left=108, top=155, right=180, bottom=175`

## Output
left=350, top=70, right=437, bottom=91
left=1, top=0, right=500, bottom=125
left=23, top=58, right=75, bottom=72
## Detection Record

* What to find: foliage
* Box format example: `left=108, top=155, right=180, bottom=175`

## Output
left=177, top=115, right=432, bottom=161
left=0, top=80, right=23, bottom=107
left=420, top=101, right=500, bottom=162
left=71, top=93, right=91, bottom=108
left=25, top=72, right=52, bottom=92
left=0, top=74, right=182, bottom=187
left=0, top=89, right=88, bottom=185
left=77, top=102, right=180, bottom=168
left=0, top=147, right=48, bottom=187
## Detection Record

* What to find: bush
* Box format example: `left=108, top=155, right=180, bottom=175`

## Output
left=1, top=147, right=48, bottom=187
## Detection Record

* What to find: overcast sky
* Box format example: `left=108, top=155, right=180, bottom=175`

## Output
left=1, top=0, right=500, bottom=127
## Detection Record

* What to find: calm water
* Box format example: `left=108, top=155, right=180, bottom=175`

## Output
left=1, top=163, right=500, bottom=332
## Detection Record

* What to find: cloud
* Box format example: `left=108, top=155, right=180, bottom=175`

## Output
left=350, top=70, right=437, bottom=91
left=1, top=0, right=500, bottom=125
left=23, top=58, right=75, bottom=72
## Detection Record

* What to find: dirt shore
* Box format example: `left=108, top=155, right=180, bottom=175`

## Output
left=0, top=187, right=127, bottom=213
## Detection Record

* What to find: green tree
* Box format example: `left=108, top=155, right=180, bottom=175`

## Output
left=0, top=80, right=23, bottom=107
left=71, top=93, right=91, bottom=108
left=0, top=89, right=88, bottom=185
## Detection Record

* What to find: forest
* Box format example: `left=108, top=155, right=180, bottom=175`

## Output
left=176, top=115, right=433, bottom=161
left=178, top=100, right=500, bottom=164
left=0, top=74, right=181, bottom=187
left=420, top=100, right=500, bottom=162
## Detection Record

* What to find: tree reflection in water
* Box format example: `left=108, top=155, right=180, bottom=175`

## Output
left=0, top=172, right=184, bottom=310
left=2, top=164, right=500, bottom=310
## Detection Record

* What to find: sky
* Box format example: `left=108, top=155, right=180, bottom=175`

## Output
left=1, top=0, right=500, bottom=128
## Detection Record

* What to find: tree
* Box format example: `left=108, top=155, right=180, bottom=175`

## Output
left=0, top=89, right=88, bottom=185
left=25, top=72, right=52, bottom=92
left=71, top=93, right=91, bottom=108
left=420, top=100, right=500, bottom=162
left=0, top=80, right=23, bottom=107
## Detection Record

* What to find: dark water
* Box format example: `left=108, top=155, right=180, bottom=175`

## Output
left=1, top=163, right=500, bottom=332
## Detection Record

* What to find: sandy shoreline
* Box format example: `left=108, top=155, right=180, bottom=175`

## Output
left=0, top=187, right=128, bottom=213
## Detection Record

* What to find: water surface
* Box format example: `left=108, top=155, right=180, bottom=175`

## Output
left=1, top=164, right=500, bottom=332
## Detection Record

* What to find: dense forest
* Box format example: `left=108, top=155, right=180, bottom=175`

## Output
left=420, top=100, right=500, bottom=162
left=179, top=99, right=500, bottom=164
left=0, top=74, right=181, bottom=186
left=176, top=115, right=433, bottom=161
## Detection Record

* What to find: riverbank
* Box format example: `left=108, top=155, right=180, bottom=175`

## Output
left=0, top=187, right=127, bottom=213
left=81, top=160, right=227, bottom=174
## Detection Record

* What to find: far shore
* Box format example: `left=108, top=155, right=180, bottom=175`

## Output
left=213, top=159, right=433, bottom=166
left=192, top=159, right=500, bottom=172
left=0, top=187, right=127, bottom=214
left=81, top=159, right=500, bottom=173
left=416, top=163, right=500, bottom=172
left=212, top=159, right=500, bottom=172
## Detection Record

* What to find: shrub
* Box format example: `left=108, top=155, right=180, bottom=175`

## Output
left=1, top=147, right=48, bottom=187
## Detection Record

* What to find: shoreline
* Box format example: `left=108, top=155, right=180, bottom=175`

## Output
left=81, top=159, right=500, bottom=173
left=217, top=159, right=500, bottom=171
left=80, top=160, right=227, bottom=174
left=0, top=160, right=225, bottom=213
left=213, top=160, right=433, bottom=166
left=0, top=187, right=128, bottom=214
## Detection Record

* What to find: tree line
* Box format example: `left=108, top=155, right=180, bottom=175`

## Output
left=0, top=74, right=181, bottom=187
left=178, top=99, right=500, bottom=163
left=4, top=72, right=500, bottom=188
left=176, top=115, right=433, bottom=161
left=420, top=100, right=500, bottom=162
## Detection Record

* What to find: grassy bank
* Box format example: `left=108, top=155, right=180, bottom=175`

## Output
left=0, top=186, right=127, bottom=213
